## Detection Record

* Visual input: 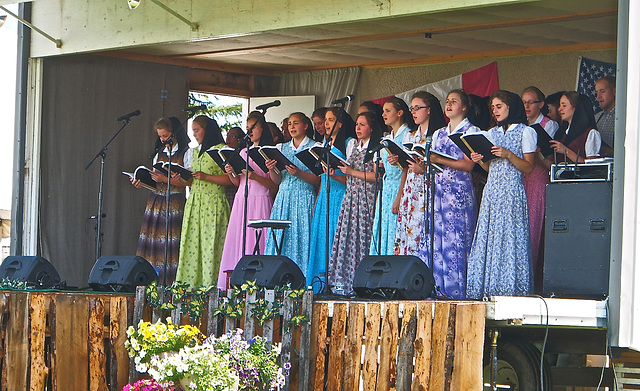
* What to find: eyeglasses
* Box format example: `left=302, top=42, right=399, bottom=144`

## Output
left=409, top=106, right=428, bottom=112
left=522, top=100, right=542, bottom=106
left=226, top=134, right=241, bottom=139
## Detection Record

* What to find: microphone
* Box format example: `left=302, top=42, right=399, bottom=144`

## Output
left=364, top=140, right=388, bottom=163
left=255, top=100, right=281, bottom=111
left=163, top=136, right=174, bottom=146
left=183, top=104, right=207, bottom=113
left=331, top=94, right=355, bottom=105
left=117, top=110, right=141, bottom=122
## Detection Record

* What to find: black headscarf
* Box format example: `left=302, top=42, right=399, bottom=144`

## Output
left=357, top=112, right=384, bottom=154
left=326, top=107, right=356, bottom=155
left=425, top=93, right=447, bottom=135
left=152, top=116, right=190, bottom=158
left=467, top=94, right=491, bottom=130
left=195, top=115, right=225, bottom=157
left=557, top=93, right=597, bottom=146
left=495, top=91, right=527, bottom=128
left=247, top=111, right=276, bottom=146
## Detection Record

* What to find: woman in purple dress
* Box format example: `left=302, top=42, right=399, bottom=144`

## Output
left=417, top=89, right=478, bottom=299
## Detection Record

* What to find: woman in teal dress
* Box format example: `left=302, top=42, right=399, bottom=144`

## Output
left=265, top=112, right=319, bottom=276
left=307, top=107, right=356, bottom=289
left=370, top=97, right=415, bottom=255
left=176, top=115, right=231, bottom=287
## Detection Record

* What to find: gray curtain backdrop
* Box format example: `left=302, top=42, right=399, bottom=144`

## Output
left=279, top=67, right=361, bottom=111
left=40, top=55, right=189, bottom=287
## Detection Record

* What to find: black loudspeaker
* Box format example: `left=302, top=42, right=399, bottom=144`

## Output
left=353, top=255, right=434, bottom=300
left=0, top=256, right=61, bottom=288
left=543, top=182, right=612, bottom=299
left=229, top=256, right=305, bottom=289
left=88, top=256, right=157, bottom=293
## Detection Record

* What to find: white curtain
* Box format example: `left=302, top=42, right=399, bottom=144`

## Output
left=279, top=67, right=361, bottom=110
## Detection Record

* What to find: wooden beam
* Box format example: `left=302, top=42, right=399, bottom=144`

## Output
left=283, top=40, right=617, bottom=73
left=168, top=8, right=617, bottom=60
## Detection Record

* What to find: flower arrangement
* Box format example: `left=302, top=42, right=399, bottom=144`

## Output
left=125, top=318, right=203, bottom=373
left=122, top=379, right=165, bottom=391
left=124, top=321, right=288, bottom=391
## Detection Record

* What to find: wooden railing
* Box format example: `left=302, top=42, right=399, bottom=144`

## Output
left=0, top=289, right=486, bottom=391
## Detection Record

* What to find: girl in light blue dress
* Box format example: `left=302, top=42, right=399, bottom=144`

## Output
left=369, top=97, right=415, bottom=255
left=467, top=90, right=536, bottom=300
left=264, top=112, right=319, bottom=277
left=307, top=107, right=356, bottom=289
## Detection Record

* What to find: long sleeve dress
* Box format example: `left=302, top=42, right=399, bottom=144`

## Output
left=217, top=147, right=273, bottom=289
left=136, top=145, right=187, bottom=285
left=417, top=119, right=478, bottom=299
left=466, top=123, right=536, bottom=300
left=306, top=146, right=348, bottom=288
left=328, top=139, right=376, bottom=294
left=176, top=144, right=231, bottom=287
left=264, top=137, right=316, bottom=277
left=370, top=123, right=410, bottom=255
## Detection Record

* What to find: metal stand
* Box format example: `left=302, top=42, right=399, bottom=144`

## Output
left=85, top=117, right=135, bottom=263
left=422, top=136, right=437, bottom=297
left=371, top=151, right=384, bottom=255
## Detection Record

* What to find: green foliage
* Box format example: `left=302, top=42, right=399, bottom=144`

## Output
left=188, top=92, right=243, bottom=132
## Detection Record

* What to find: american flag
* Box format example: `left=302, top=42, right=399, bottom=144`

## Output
left=576, top=56, right=616, bottom=114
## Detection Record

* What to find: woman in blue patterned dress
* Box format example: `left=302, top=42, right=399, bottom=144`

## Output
left=369, top=97, right=415, bottom=255
left=307, top=107, right=356, bottom=289
left=265, top=112, right=319, bottom=277
left=328, top=112, right=383, bottom=294
left=416, top=89, right=478, bottom=299
left=466, top=90, right=536, bottom=300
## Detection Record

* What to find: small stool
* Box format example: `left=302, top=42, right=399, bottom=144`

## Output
left=248, top=219, right=291, bottom=256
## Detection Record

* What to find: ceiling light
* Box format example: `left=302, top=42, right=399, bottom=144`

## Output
left=127, top=0, right=198, bottom=31
left=0, top=6, right=62, bottom=48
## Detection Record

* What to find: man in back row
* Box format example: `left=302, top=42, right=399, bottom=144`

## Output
left=595, top=75, right=616, bottom=155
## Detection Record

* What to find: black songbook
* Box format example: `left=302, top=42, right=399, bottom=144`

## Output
left=403, top=142, right=427, bottom=158
left=248, top=145, right=296, bottom=175
left=530, top=124, right=554, bottom=157
left=206, top=146, right=253, bottom=177
left=378, top=138, right=414, bottom=169
left=122, top=166, right=157, bottom=191
left=449, top=132, right=498, bottom=163
left=153, top=161, right=193, bottom=181
left=295, top=142, right=348, bottom=175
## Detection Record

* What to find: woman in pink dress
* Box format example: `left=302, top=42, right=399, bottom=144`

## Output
left=217, top=111, right=277, bottom=289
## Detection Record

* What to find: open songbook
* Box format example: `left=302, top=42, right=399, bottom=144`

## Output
left=206, top=146, right=253, bottom=177
left=152, top=161, right=193, bottom=181
left=122, top=166, right=157, bottom=191
left=248, top=145, right=295, bottom=175
left=448, top=132, right=498, bottom=163
left=530, top=123, right=554, bottom=157
left=295, top=142, right=348, bottom=175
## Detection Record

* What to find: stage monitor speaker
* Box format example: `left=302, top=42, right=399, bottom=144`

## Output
left=0, top=256, right=61, bottom=289
left=353, top=255, right=434, bottom=300
left=88, top=256, right=157, bottom=293
left=229, top=256, right=305, bottom=290
left=543, top=182, right=612, bottom=299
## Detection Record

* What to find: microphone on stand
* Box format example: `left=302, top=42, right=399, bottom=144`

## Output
left=331, top=94, right=354, bottom=105
left=364, top=140, right=388, bottom=163
left=116, top=110, right=141, bottom=122
left=255, top=100, right=281, bottom=111
left=183, top=104, right=207, bottom=113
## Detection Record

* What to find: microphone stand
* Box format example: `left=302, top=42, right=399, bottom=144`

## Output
left=320, top=106, right=343, bottom=296
left=162, top=136, right=174, bottom=287
left=423, top=137, right=437, bottom=297
left=85, top=117, right=135, bottom=263
left=368, top=149, right=384, bottom=255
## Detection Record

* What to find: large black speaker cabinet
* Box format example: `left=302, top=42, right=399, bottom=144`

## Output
left=0, top=256, right=61, bottom=288
left=353, top=255, right=434, bottom=300
left=543, top=182, right=612, bottom=299
left=229, top=256, right=305, bottom=289
left=88, top=256, right=157, bottom=293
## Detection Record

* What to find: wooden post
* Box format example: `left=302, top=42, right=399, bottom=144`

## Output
left=412, top=302, right=434, bottom=390
left=263, top=290, right=275, bottom=343
left=130, top=287, right=146, bottom=384
left=110, top=296, right=131, bottom=391
left=450, top=303, right=486, bottom=391
left=206, top=289, right=220, bottom=337
left=377, top=302, right=399, bottom=390
left=52, top=295, right=90, bottom=391
left=327, top=302, right=348, bottom=390
left=30, top=294, right=50, bottom=391
left=281, top=291, right=294, bottom=391
left=344, top=302, right=365, bottom=391
left=151, top=287, right=163, bottom=323
left=224, top=289, right=235, bottom=334
left=88, top=297, right=107, bottom=391
left=244, top=291, right=256, bottom=340
left=396, top=303, right=417, bottom=390
left=6, top=292, right=29, bottom=391
left=362, top=303, right=381, bottom=390
left=297, top=289, right=314, bottom=391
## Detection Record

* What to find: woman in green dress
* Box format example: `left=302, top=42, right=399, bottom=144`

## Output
left=176, top=115, right=231, bottom=287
